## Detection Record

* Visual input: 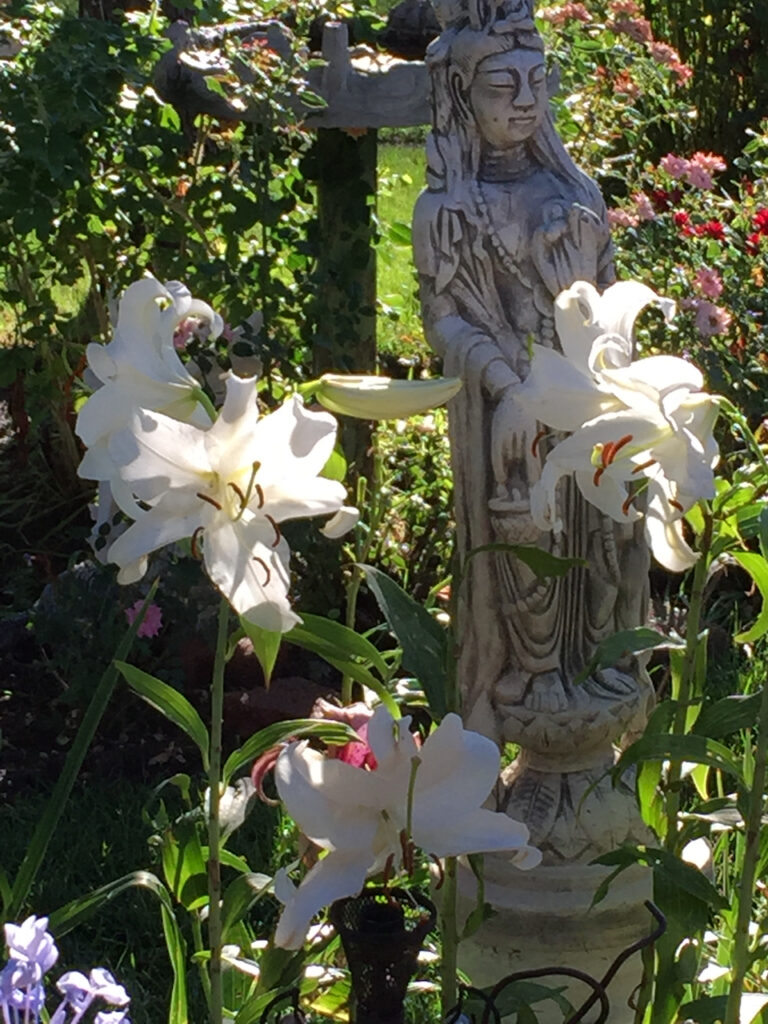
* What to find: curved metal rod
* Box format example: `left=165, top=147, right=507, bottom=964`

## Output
left=258, top=986, right=303, bottom=1024
left=482, top=967, right=609, bottom=1024
left=564, top=901, right=667, bottom=1024
left=447, top=984, right=502, bottom=1024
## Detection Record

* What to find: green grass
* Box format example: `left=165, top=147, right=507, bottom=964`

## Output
left=376, top=142, right=429, bottom=365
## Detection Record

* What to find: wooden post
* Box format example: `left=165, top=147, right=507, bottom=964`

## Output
left=313, top=126, right=378, bottom=478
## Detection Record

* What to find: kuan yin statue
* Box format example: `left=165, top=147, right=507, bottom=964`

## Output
left=414, top=0, right=653, bottom=857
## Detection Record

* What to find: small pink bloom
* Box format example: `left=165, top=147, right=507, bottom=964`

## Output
left=125, top=600, right=163, bottom=638
left=660, top=153, right=690, bottom=180
left=672, top=61, right=693, bottom=85
left=694, top=300, right=732, bottom=338
left=691, top=151, right=727, bottom=175
left=693, top=267, right=724, bottom=300
left=633, top=192, right=656, bottom=222
left=609, top=0, right=641, bottom=14
left=610, top=16, right=653, bottom=43
left=539, top=2, right=590, bottom=23
left=647, top=40, right=681, bottom=65
left=311, top=699, right=378, bottom=770
left=607, top=208, right=639, bottom=228
left=685, top=165, right=715, bottom=190
left=173, top=318, right=197, bottom=351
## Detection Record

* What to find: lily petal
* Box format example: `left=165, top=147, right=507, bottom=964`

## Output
left=273, top=849, right=372, bottom=950
left=321, top=505, right=360, bottom=539
left=645, top=477, right=699, bottom=572
left=204, top=519, right=299, bottom=632
left=520, top=346, right=618, bottom=432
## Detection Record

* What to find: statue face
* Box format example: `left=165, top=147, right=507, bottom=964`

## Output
left=468, top=48, right=547, bottom=148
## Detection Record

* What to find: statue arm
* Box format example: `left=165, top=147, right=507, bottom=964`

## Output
left=420, top=283, right=521, bottom=399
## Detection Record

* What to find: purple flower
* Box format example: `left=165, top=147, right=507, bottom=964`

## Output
left=51, top=968, right=130, bottom=1024
left=4, top=917, right=58, bottom=982
left=124, top=600, right=163, bottom=638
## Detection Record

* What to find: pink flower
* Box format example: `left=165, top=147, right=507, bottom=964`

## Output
left=671, top=60, right=693, bottom=85
left=693, top=267, right=724, bottom=300
left=607, top=208, right=639, bottom=228
left=691, top=151, right=727, bottom=175
left=125, top=600, right=163, bottom=638
left=539, top=2, right=590, bottom=23
left=694, top=300, right=732, bottom=338
left=311, top=699, right=379, bottom=770
left=633, top=192, right=656, bottom=221
left=660, top=153, right=690, bottom=180
left=685, top=165, right=715, bottom=190
left=172, top=318, right=197, bottom=351
left=609, top=0, right=641, bottom=14
left=611, top=16, right=653, bottom=43
left=647, top=40, right=681, bottom=65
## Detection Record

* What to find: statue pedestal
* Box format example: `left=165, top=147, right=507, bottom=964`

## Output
left=458, top=858, right=652, bottom=1024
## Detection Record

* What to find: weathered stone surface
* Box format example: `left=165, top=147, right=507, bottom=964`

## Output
left=413, top=0, right=653, bottom=1011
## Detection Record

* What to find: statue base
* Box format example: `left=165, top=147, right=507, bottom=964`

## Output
left=457, top=857, right=652, bottom=1024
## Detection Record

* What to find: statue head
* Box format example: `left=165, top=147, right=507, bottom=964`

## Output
left=425, top=8, right=592, bottom=200
left=450, top=28, right=547, bottom=148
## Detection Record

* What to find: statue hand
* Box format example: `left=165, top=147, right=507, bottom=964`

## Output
left=490, top=389, right=542, bottom=505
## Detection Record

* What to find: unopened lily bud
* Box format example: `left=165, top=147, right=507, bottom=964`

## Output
left=314, top=374, right=462, bottom=420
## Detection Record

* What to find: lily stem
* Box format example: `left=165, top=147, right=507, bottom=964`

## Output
left=724, top=678, right=768, bottom=1024
left=664, top=506, right=712, bottom=852
left=440, top=856, right=459, bottom=1016
left=207, top=597, right=229, bottom=1024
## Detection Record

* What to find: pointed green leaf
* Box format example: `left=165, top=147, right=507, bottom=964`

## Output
left=358, top=564, right=447, bottom=719
left=615, top=733, right=745, bottom=784
left=466, top=542, right=586, bottom=579
left=222, top=872, right=273, bottom=938
left=592, top=845, right=728, bottom=910
left=239, top=618, right=282, bottom=687
left=222, top=719, right=357, bottom=786
left=116, top=661, right=210, bottom=769
left=287, top=613, right=390, bottom=680
left=693, top=692, right=762, bottom=739
left=731, top=552, right=768, bottom=643
left=575, top=628, right=684, bottom=685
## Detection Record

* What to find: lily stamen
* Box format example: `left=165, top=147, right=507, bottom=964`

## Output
left=265, top=514, right=282, bottom=548
left=604, top=434, right=633, bottom=466
left=252, top=555, right=271, bottom=586
left=191, top=526, right=204, bottom=560
left=632, top=458, right=656, bottom=475
left=593, top=466, right=605, bottom=487
left=254, top=483, right=265, bottom=510
left=531, top=428, right=549, bottom=457
left=228, top=481, right=247, bottom=511
left=197, top=491, right=223, bottom=511
left=622, top=492, right=638, bottom=517
left=669, top=498, right=684, bottom=512
left=382, top=852, right=395, bottom=887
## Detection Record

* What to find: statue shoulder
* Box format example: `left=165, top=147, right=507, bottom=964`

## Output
left=412, top=189, right=466, bottom=283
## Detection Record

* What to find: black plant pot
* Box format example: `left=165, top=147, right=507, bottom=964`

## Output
left=329, top=887, right=436, bottom=1024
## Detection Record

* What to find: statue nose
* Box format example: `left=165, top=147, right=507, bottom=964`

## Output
left=513, top=78, right=535, bottom=107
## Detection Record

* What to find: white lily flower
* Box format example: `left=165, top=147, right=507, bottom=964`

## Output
left=273, top=707, right=540, bottom=949
left=520, top=281, right=720, bottom=572
left=106, top=375, right=347, bottom=631
left=76, top=276, right=222, bottom=486
left=314, top=374, right=462, bottom=420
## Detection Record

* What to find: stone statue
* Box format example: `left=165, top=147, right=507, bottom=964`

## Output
left=413, top=1, right=654, bottom=1009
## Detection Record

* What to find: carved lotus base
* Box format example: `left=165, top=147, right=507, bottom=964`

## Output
left=457, top=857, right=652, bottom=1024
left=497, top=668, right=653, bottom=757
